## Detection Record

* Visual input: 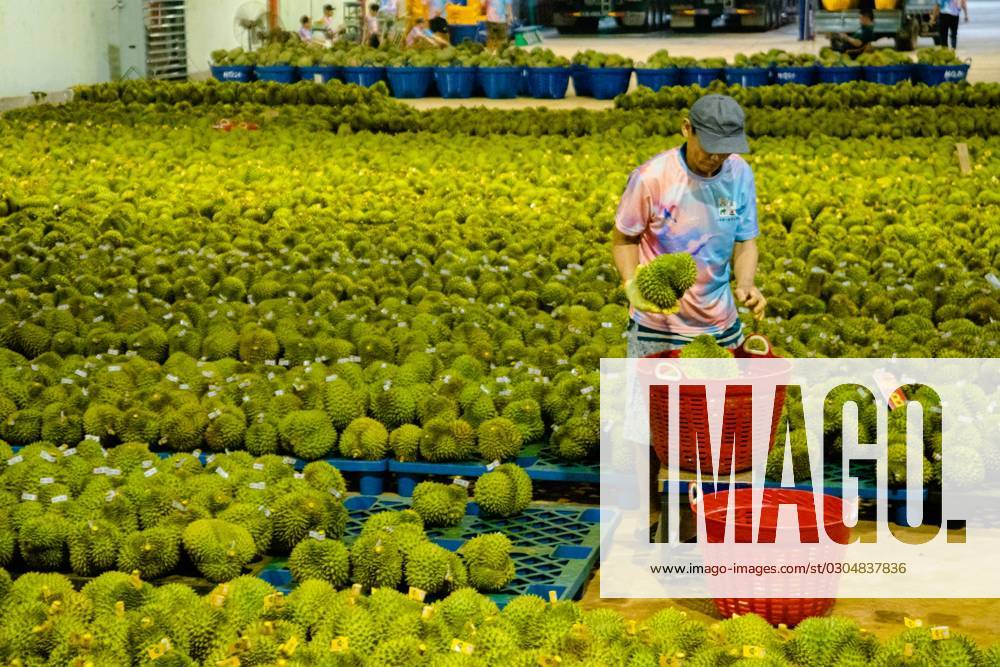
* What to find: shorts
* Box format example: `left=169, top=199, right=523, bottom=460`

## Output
left=486, top=21, right=507, bottom=42
left=625, top=319, right=745, bottom=358
left=429, top=16, right=448, bottom=33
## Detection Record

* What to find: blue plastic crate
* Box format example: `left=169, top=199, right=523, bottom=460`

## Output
left=343, top=66, right=386, bottom=87
left=773, top=66, right=816, bottom=85
left=526, top=67, right=571, bottom=99
left=298, top=65, right=340, bottom=83
left=449, top=23, right=485, bottom=45
left=724, top=67, right=770, bottom=88
left=679, top=67, right=723, bottom=87
left=519, top=67, right=530, bottom=96
left=635, top=67, right=679, bottom=91
left=588, top=67, right=633, bottom=99
left=387, top=67, right=434, bottom=98
left=570, top=64, right=592, bottom=97
left=210, top=65, right=254, bottom=82
left=478, top=67, right=522, bottom=99
left=817, top=65, right=861, bottom=84
left=863, top=65, right=913, bottom=85
left=435, top=67, right=477, bottom=98
left=915, top=63, right=969, bottom=86
left=255, top=65, right=298, bottom=83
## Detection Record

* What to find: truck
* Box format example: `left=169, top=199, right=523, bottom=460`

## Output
left=550, top=0, right=670, bottom=32
left=666, top=0, right=797, bottom=30
left=814, top=0, right=937, bottom=50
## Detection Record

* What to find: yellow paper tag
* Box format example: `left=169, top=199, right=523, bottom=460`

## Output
left=422, top=605, right=435, bottom=620
left=329, top=636, right=349, bottom=653
left=450, top=639, right=475, bottom=655
left=658, top=655, right=684, bottom=667
left=548, top=590, right=558, bottom=605
left=259, top=621, right=274, bottom=636
left=215, top=658, right=240, bottom=667
left=279, top=636, right=299, bottom=657
left=129, top=572, right=143, bottom=590
left=743, top=645, right=766, bottom=658
left=408, top=586, right=427, bottom=602
left=627, top=620, right=637, bottom=636
left=351, top=583, right=363, bottom=596
left=210, top=594, right=227, bottom=608
left=115, top=601, right=125, bottom=618
left=146, top=637, right=172, bottom=659
left=263, top=592, right=284, bottom=610
left=903, top=643, right=915, bottom=657
left=904, top=617, right=923, bottom=628
left=570, top=623, right=588, bottom=640
left=229, top=638, right=251, bottom=654
left=537, top=655, right=562, bottom=667
left=931, top=626, right=951, bottom=640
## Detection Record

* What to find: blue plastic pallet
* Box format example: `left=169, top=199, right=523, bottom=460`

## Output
left=257, top=493, right=612, bottom=607
left=390, top=442, right=598, bottom=496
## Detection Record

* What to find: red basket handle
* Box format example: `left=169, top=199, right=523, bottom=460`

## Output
left=654, top=361, right=683, bottom=382
left=741, top=332, right=772, bottom=356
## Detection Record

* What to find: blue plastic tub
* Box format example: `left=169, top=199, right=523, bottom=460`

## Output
left=588, top=67, right=633, bottom=99
left=210, top=65, right=254, bottom=82
left=526, top=67, right=571, bottom=99
left=435, top=66, right=477, bottom=98
left=679, top=67, right=723, bottom=87
left=772, top=66, right=816, bottom=85
left=478, top=66, right=523, bottom=98
left=724, top=66, right=770, bottom=88
left=449, top=22, right=485, bottom=45
left=915, top=63, right=969, bottom=85
left=518, top=67, right=530, bottom=95
left=298, top=65, right=339, bottom=83
left=817, top=65, right=862, bottom=84
left=863, top=64, right=913, bottom=85
left=386, top=66, right=434, bottom=98
left=635, top=67, right=679, bottom=91
left=255, top=65, right=298, bottom=83
left=342, top=65, right=387, bottom=87
left=571, top=64, right=592, bottom=97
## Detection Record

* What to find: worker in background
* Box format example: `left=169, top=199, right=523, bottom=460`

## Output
left=485, top=0, right=513, bottom=50
left=427, top=0, right=449, bottom=40
left=406, top=17, right=450, bottom=47
left=613, top=94, right=765, bottom=358
left=297, top=15, right=314, bottom=42
left=365, top=4, right=382, bottom=46
left=930, top=0, right=968, bottom=49
left=379, top=0, right=399, bottom=43
left=831, top=9, right=875, bottom=56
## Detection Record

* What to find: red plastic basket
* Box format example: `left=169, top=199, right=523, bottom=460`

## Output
left=646, top=333, right=788, bottom=472
left=693, top=487, right=852, bottom=627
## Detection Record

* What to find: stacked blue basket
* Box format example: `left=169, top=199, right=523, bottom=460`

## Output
left=298, top=66, right=339, bottom=83
left=478, top=67, right=523, bottom=99
left=724, top=67, right=770, bottom=88
left=386, top=67, right=434, bottom=98
left=570, top=64, right=592, bottom=97
left=863, top=65, right=913, bottom=85
left=343, top=66, right=387, bottom=87
left=588, top=68, right=633, bottom=99
left=526, top=67, right=571, bottom=99
left=435, top=67, right=477, bottom=98
left=816, top=66, right=862, bottom=84
left=634, top=68, right=679, bottom=91
left=210, top=65, right=254, bottom=82
left=772, top=66, right=816, bottom=85
left=680, top=67, right=723, bottom=87
left=915, top=63, right=969, bottom=85
left=254, top=65, right=298, bottom=83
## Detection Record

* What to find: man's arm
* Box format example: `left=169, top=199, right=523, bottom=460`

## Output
left=612, top=227, right=641, bottom=286
left=733, top=238, right=765, bottom=319
left=961, top=0, right=969, bottom=21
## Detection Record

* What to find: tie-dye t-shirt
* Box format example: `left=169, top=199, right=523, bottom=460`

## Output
left=615, top=145, right=758, bottom=335
left=938, top=0, right=960, bottom=16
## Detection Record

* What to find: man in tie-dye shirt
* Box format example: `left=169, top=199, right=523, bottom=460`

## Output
left=613, top=94, right=765, bottom=358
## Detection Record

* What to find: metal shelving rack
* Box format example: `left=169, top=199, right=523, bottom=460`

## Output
left=144, top=0, right=188, bottom=80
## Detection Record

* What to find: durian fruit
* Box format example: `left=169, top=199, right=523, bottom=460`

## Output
left=552, top=411, right=600, bottom=462
left=279, top=410, right=337, bottom=460
left=643, top=607, right=707, bottom=659
left=288, top=535, right=350, bottom=587
left=323, top=378, right=366, bottom=430
left=477, top=417, right=524, bottom=462
left=389, top=423, right=423, bottom=462
left=67, top=518, right=122, bottom=577
left=786, top=616, right=877, bottom=667
left=764, top=429, right=813, bottom=484
left=500, top=594, right=548, bottom=649
left=217, top=502, right=273, bottom=555
left=118, top=526, right=182, bottom=579
left=238, top=325, right=279, bottom=364
left=371, top=383, right=418, bottom=428
left=419, top=418, right=477, bottom=462
left=18, top=511, right=70, bottom=569
left=411, top=481, right=468, bottom=527
left=679, top=334, right=735, bottom=359
left=350, top=530, right=404, bottom=590
left=405, top=542, right=468, bottom=594
left=182, top=519, right=256, bottom=582
left=204, top=407, right=247, bottom=452
left=474, top=463, right=533, bottom=517
left=635, top=252, right=698, bottom=309
left=244, top=420, right=279, bottom=456
left=271, top=488, right=347, bottom=552
left=457, top=533, right=516, bottom=592
left=502, top=399, right=546, bottom=443
left=886, top=442, right=934, bottom=488
left=338, top=416, right=389, bottom=460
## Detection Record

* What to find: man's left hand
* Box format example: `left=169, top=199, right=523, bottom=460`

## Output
left=735, top=285, right=766, bottom=320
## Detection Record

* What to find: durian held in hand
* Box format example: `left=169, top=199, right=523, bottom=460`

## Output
left=625, top=252, right=698, bottom=315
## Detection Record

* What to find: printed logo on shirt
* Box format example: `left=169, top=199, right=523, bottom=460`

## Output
left=717, top=197, right=738, bottom=218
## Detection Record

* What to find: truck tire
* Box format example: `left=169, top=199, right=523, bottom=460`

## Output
left=556, top=16, right=600, bottom=33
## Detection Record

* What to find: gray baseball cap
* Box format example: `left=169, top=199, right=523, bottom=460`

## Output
left=688, top=94, right=750, bottom=154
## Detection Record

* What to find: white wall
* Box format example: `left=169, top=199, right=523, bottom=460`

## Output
left=0, top=0, right=118, bottom=98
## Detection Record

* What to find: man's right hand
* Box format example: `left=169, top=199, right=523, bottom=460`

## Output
left=624, top=266, right=672, bottom=315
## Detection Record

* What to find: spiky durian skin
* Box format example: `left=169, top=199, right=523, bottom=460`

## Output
left=279, top=409, right=337, bottom=460
left=635, top=260, right=679, bottom=309
left=323, top=378, right=366, bottom=431
left=338, top=416, right=389, bottom=460
left=204, top=409, right=247, bottom=451
left=411, top=481, right=468, bottom=527
left=350, top=531, right=404, bottom=590
left=458, top=533, right=515, bottom=592
left=238, top=326, right=279, bottom=364
left=288, top=536, right=351, bottom=587
left=371, top=385, right=418, bottom=429
left=67, top=518, right=122, bottom=576
left=477, top=417, right=524, bottom=462
left=182, top=518, right=256, bottom=582
left=474, top=464, right=533, bottom=517
left=18, top=512, right=70, bottom=569
left=419, top=418, right=477, bottom=462
left=389, top=423, right=423, bottom=462
left=271, top=489, right=347, bottom=552
left=244, top=420, right=279, bottom=456
left=405, top=541, right=467, bottom=594
left=679, top=334, right=735, bottom=359
left=118, top=526, right=182, bottom=579
left=501, top=399, right=545, bottom=443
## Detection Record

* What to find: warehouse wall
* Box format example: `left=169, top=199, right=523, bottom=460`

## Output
left=0, top=1, right=118, bottom=99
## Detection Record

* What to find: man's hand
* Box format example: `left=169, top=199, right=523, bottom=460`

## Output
left=624, top=265, right=675, bottom=315
left=735, top=285, right=766, bottom=320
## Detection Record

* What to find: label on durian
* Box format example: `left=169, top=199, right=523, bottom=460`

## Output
left=742, top=645, right=765, bottom=658
left=450, top=639, right=475, bottom=655
left=252, top=463, right=264, bottom=471
left=107, top=365, right=121, bottom=372
left=144, top=467, right=158, bottom=478
left=486, top=460, right=500, bottom=471
left=278, top=359, right=290, bottom=367
left=930, top=626, right=950, bottom=640
left=85, top=434, right=100, bottom=442
left=407, top=587, right=427, bottom=602
left=166, top=374, right=179, bottom=383
left=309, top=530, right=325, bottom=541
left=328, top=488, right=342, bottom=499
left=21, top=492, right=37, bottom=501
left=105, top=468, right=121, bottom=476
left=452, top=478, right=470, bottom=488
left=6, top=455, right=22, bottom=466
left=93, top=315, right=104, bottom=323
left=279, top=636, right=298, bottom=656
left=257, top=505, right=271, bottom=517
left=264, top=360, right=276, bottom=366
left=171, top=500, right=187, bottom=512
left=206, top=455, right=216, bottom=464
left=329, top=637, right=350, bottom=653
left=294, top=472, right=304, bottom=480
left=904, top=643, right=915, bottom=657
left=421, top=605, right=434, bottom=619
left=548, top=590, right=558, bottom=605
left=273, top=389, right=285, bottom=396
left=141, top=460, right=153, bottom=469
left=62, top=448, right=76, bottom=458
left=904, top=617, right=923, bottom=628
left=93, top=466, right=108, bottom=475
left=39, top=451, right=56, bottom=463
left=208, top=410, right=222, bottom=420
left=74, top=369, right=87, bottom=378
left=580, top=386, right=595, bottom=396
left=325, top=374, right=338, bottom=382
left=216, top=467, right=229, bottom=479
left=39, top=477, right=54, bottom=485
left=249, top=482, right=265, bottom=490
left=105, top=490, right=117, bottom=502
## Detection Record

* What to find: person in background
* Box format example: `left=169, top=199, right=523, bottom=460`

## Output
left=930, top=0, right=968, bottom=49
left=831, top=9, right=875, bottom=56
left=406, top=17, right=449, bottom=47
left=427, top=0, right=449, bottom=39
left=297, top=15, right=313, bottom=42
left=485, top=0, right=513, bottom=50
left=365, top=4, right=382, bottom=47
left=379, top=0, right=399, bottom=42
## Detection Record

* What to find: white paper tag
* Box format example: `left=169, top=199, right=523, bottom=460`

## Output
left=50, top=494, right=68, bottom=504
left=62, top=448, right=76, bottom=457
left=329, top=487, right=342, bottom=498
left=6, top=455, right=23, bottom=466
left=144, top=467, right=158, bottom=477
left=249, top=481, right=266, bottom=490
left=39, top=451, right=56, bottom=463
left=452, top=478, right=470, bottom=488
left=308, top=530, right=325, bottom=541
left=85, top=434, right=100, bottom=442
left=105, top=490, right=117, bottom=502
left=141, top=460, right=153, bottom=469
left=39, top=477, right=54, bottom=485
left=171, top=500, right=188, bottom=512
left=105, top=468, right=121, bottom=477
left=486, top=460, right=500, bottom=471
left=216, top=467, right=229, bottom=479
left=258, top=505, right=271, bottom=517
left=253, top=463, right=264, bottom=471
left=282, top=456, right=296, bottom=466
left=21, top=492, right=37, bottom=501
left=93, top=466, right=108, bottom=475
left=294, top=472, right=304, bottom=480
